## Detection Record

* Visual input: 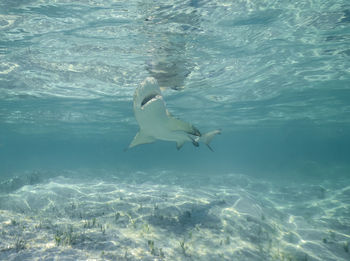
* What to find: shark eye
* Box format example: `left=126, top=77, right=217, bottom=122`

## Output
left=141, top=93, right=158, bottom=106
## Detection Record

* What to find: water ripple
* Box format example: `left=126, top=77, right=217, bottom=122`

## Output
left=0, top=0, right=349, bottom=132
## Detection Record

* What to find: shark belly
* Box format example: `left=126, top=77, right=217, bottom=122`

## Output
left=136, top=98, right=191, bottom=143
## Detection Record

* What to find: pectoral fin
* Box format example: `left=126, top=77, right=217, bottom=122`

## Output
left=128, top=130, right=156, bottom=149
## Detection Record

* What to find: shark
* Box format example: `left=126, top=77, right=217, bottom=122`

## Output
left=127, top=77, right=221, bottom=150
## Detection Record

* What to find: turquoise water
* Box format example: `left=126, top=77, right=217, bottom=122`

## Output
left=0, top=0, right=350, bottom=260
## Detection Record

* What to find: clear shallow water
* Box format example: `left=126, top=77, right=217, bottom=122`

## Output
left=0, top=0, right=350, bottom=260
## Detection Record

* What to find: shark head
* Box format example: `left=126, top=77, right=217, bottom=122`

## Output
left=133, top=77, right=162, bottom=111
left=132, top=77, right=167, bottom=127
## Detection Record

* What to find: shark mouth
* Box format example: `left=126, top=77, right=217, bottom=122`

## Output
left=141, top=93, right=161, bottom=108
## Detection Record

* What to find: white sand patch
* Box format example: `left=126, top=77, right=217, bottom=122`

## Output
left=0, top=172, right=349, bottom=260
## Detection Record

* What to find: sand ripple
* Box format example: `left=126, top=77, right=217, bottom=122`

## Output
left=0, top=171, right=349, bottom=260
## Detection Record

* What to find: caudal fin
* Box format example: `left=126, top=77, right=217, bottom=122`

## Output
left=200, top=129, right=221, bottom=151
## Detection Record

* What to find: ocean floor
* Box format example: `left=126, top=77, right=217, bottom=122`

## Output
left=0, top=170, right=349, bottom=261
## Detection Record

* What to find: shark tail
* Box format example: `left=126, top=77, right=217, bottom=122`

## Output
left=200, top=129, right=221, bottom=151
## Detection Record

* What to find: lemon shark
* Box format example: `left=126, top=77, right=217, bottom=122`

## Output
left=128, top=77, right=221, bottom=150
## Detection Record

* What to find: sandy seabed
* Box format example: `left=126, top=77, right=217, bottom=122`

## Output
left=0, top=170, right=349, bottom=261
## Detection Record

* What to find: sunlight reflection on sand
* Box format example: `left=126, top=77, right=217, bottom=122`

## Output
left=0, top=171, right=349, bottom=260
